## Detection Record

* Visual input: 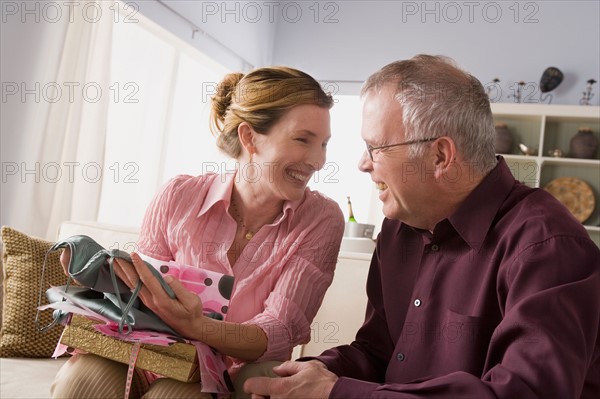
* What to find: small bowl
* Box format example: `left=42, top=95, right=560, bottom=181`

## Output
left=519, top=143, right=538, bottom=156
left=548, top=149, right=564, bottom=158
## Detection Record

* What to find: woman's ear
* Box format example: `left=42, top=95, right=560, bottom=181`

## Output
left=238, top=122, right=256, bottom=155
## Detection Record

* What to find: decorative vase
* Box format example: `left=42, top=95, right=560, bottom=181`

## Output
left=539, top=67, right=564, bottom=93
left=569, top=128, right=598, bottom=159
left=494, top=123, right=513, bottom=154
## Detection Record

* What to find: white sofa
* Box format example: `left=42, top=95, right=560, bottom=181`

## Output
left=1, top=221, right=373, bottom=398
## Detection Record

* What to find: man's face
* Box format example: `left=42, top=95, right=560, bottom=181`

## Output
left=358, top=85, right=435, bottom=227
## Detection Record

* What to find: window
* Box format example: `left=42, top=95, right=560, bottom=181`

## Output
left=97, top=7, right=377, bottom=230
left=310, top=95, right=375, bottom=225
left=97, top=9, right=229, bottom=227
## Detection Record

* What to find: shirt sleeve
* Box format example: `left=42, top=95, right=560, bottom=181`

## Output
left=136, top=175, right=190, bottom=261
left=242, top=199, right=345, bottom=362
left=313, top=237, right=395, bottom=382
left=322, top=235, right=600, bottom=399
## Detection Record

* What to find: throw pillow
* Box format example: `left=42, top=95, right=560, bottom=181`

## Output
left=0, top=226, right=66, bottom=357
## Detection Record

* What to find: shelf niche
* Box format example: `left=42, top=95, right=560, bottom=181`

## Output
left=491, top=103, right=600, bottom=248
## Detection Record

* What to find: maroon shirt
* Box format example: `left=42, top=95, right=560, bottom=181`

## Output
left=317, top=158, right=600, bottom=398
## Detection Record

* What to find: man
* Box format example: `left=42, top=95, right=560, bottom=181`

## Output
left=244, top=55, right=600, bottom=398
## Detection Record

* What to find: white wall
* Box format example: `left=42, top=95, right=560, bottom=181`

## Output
left=271, top=1, right=600, bottom=105
left=106, top=1, right=600, bottom=102
left=137, top=0, right=278, bottom=70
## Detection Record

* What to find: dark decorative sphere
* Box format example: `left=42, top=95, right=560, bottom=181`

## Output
left=539, top=67, right=564, bottom=93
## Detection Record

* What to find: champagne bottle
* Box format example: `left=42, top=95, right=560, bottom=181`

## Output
left=347, top=196, right=357, bottom=222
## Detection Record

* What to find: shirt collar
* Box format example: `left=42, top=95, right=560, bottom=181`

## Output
left=447, top=156, right=515, bottom=252
left=196, top=171, right=305, bottom=224
left=275, top=195, right=304, bottom=227
left=197, top=172, right=235, bottom=217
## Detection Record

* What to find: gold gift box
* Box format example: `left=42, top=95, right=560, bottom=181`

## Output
left=60, top=315, right=199, bottom=383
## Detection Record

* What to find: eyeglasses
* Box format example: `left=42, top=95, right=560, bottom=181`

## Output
left=365, top=137, right=437, bottom=161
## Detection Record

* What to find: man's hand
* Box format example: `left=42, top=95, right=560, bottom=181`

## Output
left=244, top=360, right=337, bottom=399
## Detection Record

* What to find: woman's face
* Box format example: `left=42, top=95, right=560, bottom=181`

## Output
left=251, top=104, right=331, bottom=202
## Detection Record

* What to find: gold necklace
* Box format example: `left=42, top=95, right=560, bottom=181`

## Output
left=230, top=200, right=254, bottom=240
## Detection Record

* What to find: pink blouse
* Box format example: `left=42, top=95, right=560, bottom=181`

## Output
left=136, top=172, right=344, bottom=372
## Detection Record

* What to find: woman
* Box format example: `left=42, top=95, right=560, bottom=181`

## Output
left=51, top=66, right=344, bottom=399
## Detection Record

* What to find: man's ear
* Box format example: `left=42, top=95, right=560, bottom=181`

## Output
left=238, top=122, right=257, bottom=155
left=433, top=136, right=457, bottom=179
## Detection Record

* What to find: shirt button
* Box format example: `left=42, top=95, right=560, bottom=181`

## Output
left=431, top=244, right=440, bottom=252
left=396, top=352, right=405, bottom=361
left=414, top=299, right=422, bottom=307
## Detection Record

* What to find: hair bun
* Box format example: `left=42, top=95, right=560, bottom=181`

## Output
left=211, top=72, right=244, bottom=124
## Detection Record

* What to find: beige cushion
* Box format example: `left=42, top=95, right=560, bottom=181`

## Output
left=0, top=357, right=69, bottom=398
left=0, top=227, right=66, bottom=357
left=57, top=221, right=140, bottom=250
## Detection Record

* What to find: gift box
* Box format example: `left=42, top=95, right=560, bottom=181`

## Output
left=60, top=315, right=199, bottom=383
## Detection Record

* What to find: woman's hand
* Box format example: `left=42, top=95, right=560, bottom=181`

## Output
left=114, top=253, right=268, bottom=360
left=59, top=247, right=71, bottom=277
left=113, top=253, right=206, bottom=339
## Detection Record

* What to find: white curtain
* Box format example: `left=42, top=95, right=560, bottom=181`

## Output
left=95, top=16, right=230, bottom=228
left=2, top=0, right=241, bottom=238
left=36, top=1, right=115, bottom=239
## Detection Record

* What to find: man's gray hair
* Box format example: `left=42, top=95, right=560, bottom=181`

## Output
left=361, top=55, right=497, bottom=175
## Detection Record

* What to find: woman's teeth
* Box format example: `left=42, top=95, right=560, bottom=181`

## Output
left=287, top=170, right=309, bottom=182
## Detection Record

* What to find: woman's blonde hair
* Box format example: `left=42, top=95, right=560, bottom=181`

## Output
left=210, top=66, right=334, bottom=158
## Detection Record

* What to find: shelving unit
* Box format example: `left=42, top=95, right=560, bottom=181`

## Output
left=491, top=103, right=600, bottom=247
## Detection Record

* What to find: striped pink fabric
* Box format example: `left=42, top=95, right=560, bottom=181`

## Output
left=136, top=172, right=344, bottom=373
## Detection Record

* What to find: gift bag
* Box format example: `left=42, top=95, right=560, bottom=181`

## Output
left=39, top=235, right=235, bottom=394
